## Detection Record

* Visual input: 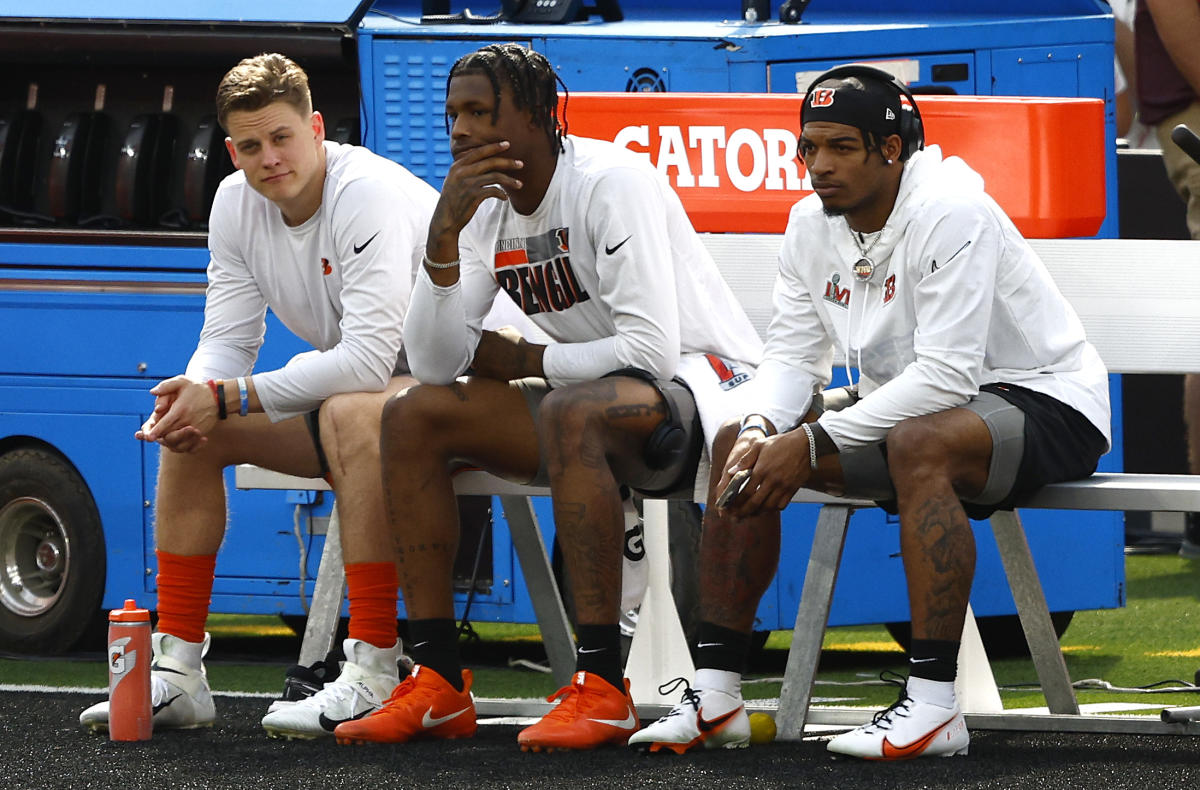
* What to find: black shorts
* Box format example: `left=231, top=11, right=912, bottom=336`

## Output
left=974, top=382, right=1108, bottom=518
left=302, top=409, right=331, bottom=477
left=838, top=383, right=1107, bottom=520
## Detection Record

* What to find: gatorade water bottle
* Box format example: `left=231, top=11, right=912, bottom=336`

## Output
left=107, top=599, right=152, bottom=741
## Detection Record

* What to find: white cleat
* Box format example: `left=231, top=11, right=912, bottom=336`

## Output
left=80, top=632, right=216, bottom=733
left=260, top=638, right=402, bottom=740
left=827, top=681, right=969, bottom=760
left=628, top=678, right=750, bottom=754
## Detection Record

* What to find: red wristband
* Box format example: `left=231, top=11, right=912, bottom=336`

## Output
left=206, top=379, right=219, bottom=405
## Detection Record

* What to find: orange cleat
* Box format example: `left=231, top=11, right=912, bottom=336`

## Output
left=333, top=665, right=476, bottom=745
left=517, top=671, right=639, bottom=752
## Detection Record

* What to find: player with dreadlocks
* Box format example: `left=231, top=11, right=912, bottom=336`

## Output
left=332, top=42, right=762, bottom=751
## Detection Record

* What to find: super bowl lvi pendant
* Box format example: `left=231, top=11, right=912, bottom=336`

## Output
left=853, top=257, right=875, bottom=282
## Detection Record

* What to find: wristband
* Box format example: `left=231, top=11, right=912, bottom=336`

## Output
left=738, top=414, right=769, bottom=438
left=206, top=379, right=219, bottom=406
left=236, top=376, right=249, bottom=417
left=800, top=422, right=818, bottom=471
left=423, top=253, right=460, bottom=270
left=215, top=381, right=228, bottom=420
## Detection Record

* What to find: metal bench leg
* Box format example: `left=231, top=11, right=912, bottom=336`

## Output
left=499, top=495, right=576, bottom=687
left=777, top=504, right=853, bottom=740
left=990, top=510, right=1080, bottom=715
left=298, top=503, right=346, bottom=667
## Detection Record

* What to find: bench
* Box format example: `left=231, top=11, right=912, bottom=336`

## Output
left=236, top=233, right=1200, bottom=734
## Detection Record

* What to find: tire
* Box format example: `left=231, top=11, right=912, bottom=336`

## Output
left=884, top=611, right=1075, bottom=660
left=0, top=448, right=106, bottom=654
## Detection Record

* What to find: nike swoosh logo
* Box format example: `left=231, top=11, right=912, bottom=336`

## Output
left=353, top=231, right=381, bottom=254
left=318, top=708, right=372, bottom=732
left=421, top=706, right=470, bottom=728
left=578, top=647, right=606, bottom=654
left=697, top=706, right=743, bottom=733
left=909, top=657, right=937, bottom=663
left=605, top=235, right=631, bottom=255
left=588, top=710, right=637, bottom=729
left=153, top=694, right=182, bottom=715
left=879, top=717, right=953, bottom=759
left=696, top=642, right=724, bottom=649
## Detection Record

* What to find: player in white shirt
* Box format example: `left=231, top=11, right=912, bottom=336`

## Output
left=630, top=65, right=1111, bottom=760
left=80, top=54, right=430, bottom=740
left=331, top=43, right=761, bottom=752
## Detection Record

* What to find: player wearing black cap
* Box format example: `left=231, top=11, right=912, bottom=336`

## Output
left=630, top=64, right=1111, bottom=760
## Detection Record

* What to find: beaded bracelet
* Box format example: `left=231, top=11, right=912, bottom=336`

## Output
left=423, top=254, right=460, bottom=270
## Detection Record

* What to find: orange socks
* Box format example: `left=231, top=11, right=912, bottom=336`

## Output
left=346, top=562, right=399, bottom=648
left=154, top=550, right=216, bottom=644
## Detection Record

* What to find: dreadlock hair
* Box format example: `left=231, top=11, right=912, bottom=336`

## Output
left=446, top=43, right=567, bottom=156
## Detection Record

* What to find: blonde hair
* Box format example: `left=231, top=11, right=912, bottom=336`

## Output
left=215, top=53, right=312, bottom=131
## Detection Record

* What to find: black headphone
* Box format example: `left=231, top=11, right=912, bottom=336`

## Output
left=603, top=367, right=689, bottom=470
left=803, top=64, right=925, bottom=161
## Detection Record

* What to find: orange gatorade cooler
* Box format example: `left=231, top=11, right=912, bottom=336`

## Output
left=107, top=599, right=152, bottom=741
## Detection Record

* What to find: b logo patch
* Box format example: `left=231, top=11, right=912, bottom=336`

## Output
left=810, top=88, right=836, bottom=107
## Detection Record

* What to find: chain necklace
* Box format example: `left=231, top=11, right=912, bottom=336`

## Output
left=847, top=219, right=883, bottom=282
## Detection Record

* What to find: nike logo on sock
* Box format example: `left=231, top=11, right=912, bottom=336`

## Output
left=605, top=235, right=632, bottom=255
left=318, top=709, right=372, bottom=731
left=353, top=231, right=381, bottom=254
left=421, top=706, right=470, bottom=728
left=578, top=647, right=606, bottom=654
left=909, top=657, right=937, bottom=663
left=696, top=642, right=724, bottom=649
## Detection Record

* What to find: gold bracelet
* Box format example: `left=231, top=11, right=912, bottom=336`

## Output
left=423, top=254, right=460, bottom=270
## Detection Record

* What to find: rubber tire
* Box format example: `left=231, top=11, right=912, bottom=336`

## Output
left=885, top=611, right=1075, bottom=660
left=0, top=448, right=106, bottom=654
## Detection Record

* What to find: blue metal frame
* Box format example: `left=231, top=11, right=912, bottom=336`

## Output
left=0, top=0, right=1124, bottom=640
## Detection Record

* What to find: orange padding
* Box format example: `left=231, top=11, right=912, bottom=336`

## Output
left=563, top=92, right=1105, bottom=238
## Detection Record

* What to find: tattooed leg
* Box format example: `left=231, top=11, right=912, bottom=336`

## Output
left=379, top=378, right=540, bottom=620
left=888, top=409, right=991, bottom=642
left=541, top=378, right=667, bottom=626
left=696, top=419, right=782, bottom=632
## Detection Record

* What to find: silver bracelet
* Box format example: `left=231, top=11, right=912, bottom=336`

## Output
left=800, top=422, right=819, bottom=471
left=423, top=253, right=460, bottom=270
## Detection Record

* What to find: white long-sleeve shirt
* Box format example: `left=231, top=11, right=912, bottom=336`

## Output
left=405, top=136, right=762, bottom=429
left=739, top=145, right=1111, bottom=450
left=185, top=142, right=437, bottom=421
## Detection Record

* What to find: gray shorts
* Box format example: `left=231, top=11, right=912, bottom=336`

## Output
left=829, top=382, right=1105, bottom=519
left=515, top=373, right=702, bottom=497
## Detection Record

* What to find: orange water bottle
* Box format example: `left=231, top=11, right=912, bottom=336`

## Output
left=107, top=599, right=152, bottom=741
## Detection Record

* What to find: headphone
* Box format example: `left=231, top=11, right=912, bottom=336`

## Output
left=803, top=64, right=925, bottom=161
left=603, top=367, right=690, bottom=470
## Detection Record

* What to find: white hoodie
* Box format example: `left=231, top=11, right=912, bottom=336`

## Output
left=740, top=145, right=1111, bottom=451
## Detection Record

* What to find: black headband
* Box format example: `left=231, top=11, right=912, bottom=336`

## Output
left=801, top=78, right=902, bottom=140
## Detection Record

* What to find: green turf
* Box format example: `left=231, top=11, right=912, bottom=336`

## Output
left=3, top=554, right=1199, bottom=716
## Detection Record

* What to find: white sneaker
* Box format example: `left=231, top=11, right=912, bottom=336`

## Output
left=260, top=637, right=401, bottom=740
left=826, top=681, right=969, bottom=760
left=79, top=632, right=216, bottom=732
left=628, top=678, right=750, bottom=754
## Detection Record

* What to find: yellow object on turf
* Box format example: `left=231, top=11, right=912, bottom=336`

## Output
left=748, top=712, right=776, bottom=745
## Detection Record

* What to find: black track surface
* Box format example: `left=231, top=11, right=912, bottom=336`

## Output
left=4, top=691, right=1200, bottom=789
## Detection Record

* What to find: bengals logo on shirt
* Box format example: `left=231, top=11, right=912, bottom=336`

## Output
left=494, top=228, right=592, bottom=316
